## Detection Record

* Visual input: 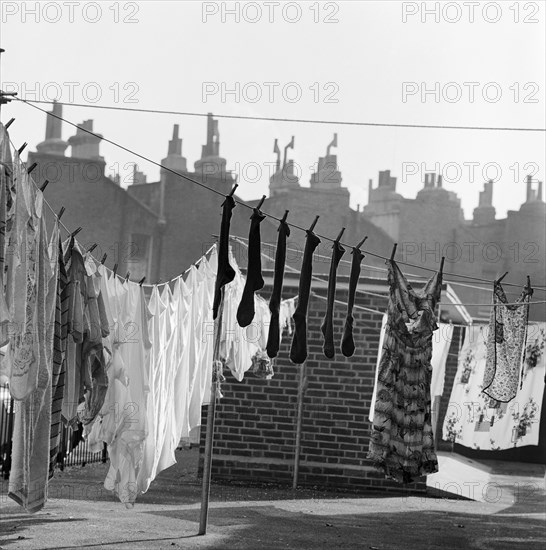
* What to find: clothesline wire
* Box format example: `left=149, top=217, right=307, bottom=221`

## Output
left=231, top=233, right=509, bottom=294
left=12, top=98, right=546, bottom=133
left=232, top=237, right=546, bottom=311
left=231, top=233, right=546, bottom=297
left=6, top=133, right=173, bottom=286
left=9, top=97, right=546, bottom=292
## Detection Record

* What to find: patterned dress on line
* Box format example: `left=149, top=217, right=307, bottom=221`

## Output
left=368, top=259, right=442, bottom=484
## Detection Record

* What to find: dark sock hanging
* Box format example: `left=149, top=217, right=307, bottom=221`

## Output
left=321, top=238, right=345, bottom=358
left=266, top=215, right=290, bottom=358
left=290, top=228, right=321, bottom=364
left=341, top=246, right=364, bottom=357
left=237, top=208, right=266, bottom=327
left=212, top=195, right=236, bottom=319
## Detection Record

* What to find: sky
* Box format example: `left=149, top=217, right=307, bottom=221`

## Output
left=0, top=0, right=544, bottom=220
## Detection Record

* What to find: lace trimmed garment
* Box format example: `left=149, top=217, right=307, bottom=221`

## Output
left=368, top=259, right=442, bottom=484
left=482, top=280, right=532, bottom=403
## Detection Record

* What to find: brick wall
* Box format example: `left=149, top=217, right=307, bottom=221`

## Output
left=199, top=271, right=433, bottom=495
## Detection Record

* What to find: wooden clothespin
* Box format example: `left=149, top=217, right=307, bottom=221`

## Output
left=125, top=272, right=130, bottom=282
left=352, top=236, right=367, bottom=255
left=439, top=256, right=445, bottom=274
left=71, top=227, right=82, bottom=238
left=495, top=271, right=509, bottom=285
left=17, top=142, right=27, bottom=156
left=222, top=183, right=239, bottom=206
left=139, top=277, right=146, bottom=286
left=57, top=206, right=65, bottom=220
left=5, top=118, right=15, bottom=129
left=334, top=227, right=346, bottom=242
left=390, top=243, right=398, bottom=261
left=281, top=210, right=289, bottom=223
left=100, top=253, right=107, bottom=265
left=308, top=215, right=319, bottom=233
left=27, top=162, right=37, bottom=174
left=256, top=195, right=266, bottom=211
left=113, top=264, right=118, bottom=277
left=526, top=275, right=534, bottom=296
left=87, top=243, right=97, bottom=253
left=40, top=180, right=49, bottom=192
left=356, top=236, right=368, bottom=249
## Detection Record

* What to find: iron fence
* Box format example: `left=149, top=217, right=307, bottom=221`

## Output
left=1, top=383, right=107, bottom=479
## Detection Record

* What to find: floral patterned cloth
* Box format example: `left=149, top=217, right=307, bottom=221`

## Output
left=368, top=259, right=442, bottom=484
left=482, top=280, right=533, bottom=403
left=443, top=323, right=545, bottom=450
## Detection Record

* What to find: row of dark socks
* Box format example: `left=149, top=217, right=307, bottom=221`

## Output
left=212, top=198, right=366, bottom=365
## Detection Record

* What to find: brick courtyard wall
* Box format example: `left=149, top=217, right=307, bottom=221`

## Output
left=198, top=270, right=443, bottom=495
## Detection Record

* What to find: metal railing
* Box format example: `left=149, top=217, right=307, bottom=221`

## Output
left=1, top=383, right=107, bottom=479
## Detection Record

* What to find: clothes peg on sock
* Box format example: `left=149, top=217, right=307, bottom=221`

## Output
left=100, top=254, right=107, bottom=265
left=355, top=236, right=368, bottom=250
left=40, top=180, right=49, bottom=192
left=334, top=227, right=345, bottom=242
left=27, top=163, right=37, bottom=174
left=308, top=215, right=319, bottom=232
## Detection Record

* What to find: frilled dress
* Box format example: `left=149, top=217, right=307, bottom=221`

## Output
left=368, top=259, right=442, bottom=483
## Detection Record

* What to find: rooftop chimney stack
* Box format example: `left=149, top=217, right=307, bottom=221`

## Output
left=68, top=120, right=103, bottom=160
left=473, top=179, right=496, bottom=224
left=160, top=124, right=187, bottom=183
left=194, top=113, right=228, bottom=182
left=269, top=136, right=300, bottom=196
left=310, top=133, right=343, bottom=190
left=36, top=101, right=69, bottom=156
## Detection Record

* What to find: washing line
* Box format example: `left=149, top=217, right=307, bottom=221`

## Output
left=7, top=97, right=546, bottom=292
left=12, top=98, right=546, bottom=132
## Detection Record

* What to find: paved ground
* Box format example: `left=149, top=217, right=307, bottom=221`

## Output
left=1, top=448, right=545, bottom=550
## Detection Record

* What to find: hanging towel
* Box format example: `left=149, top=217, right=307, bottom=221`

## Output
left=237, top=208, right=266, bottom=327
left=341, top=247, right=364, bottom=357
left=430, top=322, right=454, bottom=399
left=321, top=239, right=345, bottom=358
left=212, top=195, right=236, bottom=319
left=482, top=279, right=533, bottom=403
left=290, top=229, right=321, bottom=364
left=9, top=209, right=56, bottom=513
left=266, top=218, right=290, bottom=358
left=368, top=259, right=442, bottom=484
left=49, top=229, right=69, bottom=479
left=368, top=313, right=388, bottom=423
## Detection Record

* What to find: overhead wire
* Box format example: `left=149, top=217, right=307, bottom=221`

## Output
left=9, top=96, right=546, bottom=292
left=12, top=98, right=546, bottom=133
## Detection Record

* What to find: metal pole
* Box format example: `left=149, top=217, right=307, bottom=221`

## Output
left=198, top=288, right=225, bottom=536
left=293, top=362, right=307, bottom=490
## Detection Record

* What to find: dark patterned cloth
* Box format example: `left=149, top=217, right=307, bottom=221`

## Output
left=368, top=259, right=442, bottom=484
left=482, top=280, right=533, bottom=403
